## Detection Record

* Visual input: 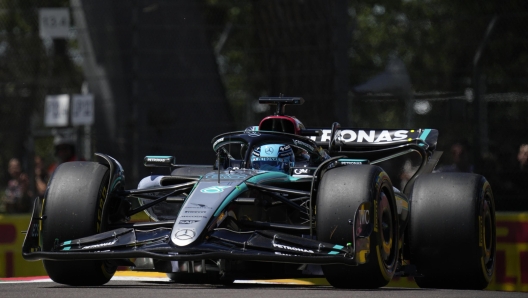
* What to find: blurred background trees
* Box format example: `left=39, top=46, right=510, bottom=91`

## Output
left=1, top=0, right=527, bottom=209
left=0, top=0, right=83, bottom=187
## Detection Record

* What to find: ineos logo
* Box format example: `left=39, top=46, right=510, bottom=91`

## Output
left=265, top=147, right=274, bottom=154
left=175, top=229, right=196, bottom=240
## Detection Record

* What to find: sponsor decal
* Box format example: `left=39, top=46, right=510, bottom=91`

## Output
left=82, top=239, right=117, bottom=250
left=265, top=146, right=274, bottom=154
left=204, top=173, right=248, bottom=180
left=341, top=161, right=362, bottom=165
left=213, top=137, right=224, bottom=148
left=313, top=129, right=411, bottom=143
left=336, top=129, right=409, bottom=143
left=179, top=220, right=200, bottom=224
left=252, top=157, right=278, bottom=161
left=338, top=159, right=368, bottom=165
left=188, top=203, right=212, bottom=209
left=293, top=168, right=309, bottom=174
left=200, top=186, right=231, bottom=193
left=185, top=211, right=207, bottom=213
left=320, top=130, right=332, bottom=142
left=275, top=251, right=294, bottom=256
left=273, top=243, right=314, bottom=253
left=355, top=202, right=372, bottom=238
left=246, top=131, right=261, bottom=137
left=146, top=157, right=169, bottom=162
left=174, top=229, right=196, bottom=240
left=358, top=209, right=370, bottom=225
left=180, top=215, right=208, bottom=218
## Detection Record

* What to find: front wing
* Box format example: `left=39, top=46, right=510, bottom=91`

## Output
left=22, top=198, right=370, bottom=266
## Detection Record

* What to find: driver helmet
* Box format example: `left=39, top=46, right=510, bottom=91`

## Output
left=250, top=144, right=295, bottom=173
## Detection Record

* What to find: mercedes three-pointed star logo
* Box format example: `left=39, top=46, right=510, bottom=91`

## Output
left=175, top=229, right=196, bottom=240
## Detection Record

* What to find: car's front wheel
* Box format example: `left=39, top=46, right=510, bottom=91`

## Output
left=41, top=161, right=117, bottom=286
left=316, top=165, right=399, bottom=289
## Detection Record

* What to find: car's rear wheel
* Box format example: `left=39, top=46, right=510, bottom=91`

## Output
left=316, top=165, right=399, bottom=289
left=41, top=162, right=117, bottom=286
left=408, top=173, right=496, bottom=289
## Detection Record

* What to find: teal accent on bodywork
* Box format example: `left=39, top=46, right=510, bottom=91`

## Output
left=418, top=129, right=432, bottom=147
left=189, top=182, right=199, bottom=193
left=145, top=155, right=173, bottom=159
left=419, top=129, right=431, bottom=142
left=109, top=176, right=123, bottom=193
left=288, top=176, right=301, bottom=181
left=327, top=245, right=344, bottom=254
left=212, top=171, right=302, bottom=217
left=247, top=171, right=301, bottom=183
left=62, top=240, right=72, bottom=251
left=247, top=171, right=288, bottom=183
left=214, top=183, right=249, bottom=217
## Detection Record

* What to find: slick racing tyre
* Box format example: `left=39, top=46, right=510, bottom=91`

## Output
left=41, top=162, right=117, bottom=286
left=316, top=165, right=399, bottom=289
left=408, top=173, right=496, bottom=289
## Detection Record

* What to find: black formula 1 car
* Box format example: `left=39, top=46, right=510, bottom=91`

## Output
left=23, top=97, right=495, bottom=289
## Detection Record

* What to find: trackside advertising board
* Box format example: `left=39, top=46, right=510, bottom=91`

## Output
left=1, top=213, right=527, bottom=291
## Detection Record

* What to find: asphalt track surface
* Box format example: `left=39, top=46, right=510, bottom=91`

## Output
left=1, top=275, right=526, bottom=298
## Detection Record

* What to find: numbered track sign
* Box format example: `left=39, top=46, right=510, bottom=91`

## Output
left=71, top=94, right=94, bottom=126
left=39, top=8, right=70, bottom=39
left=44, top=94, right=70, bottom=127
